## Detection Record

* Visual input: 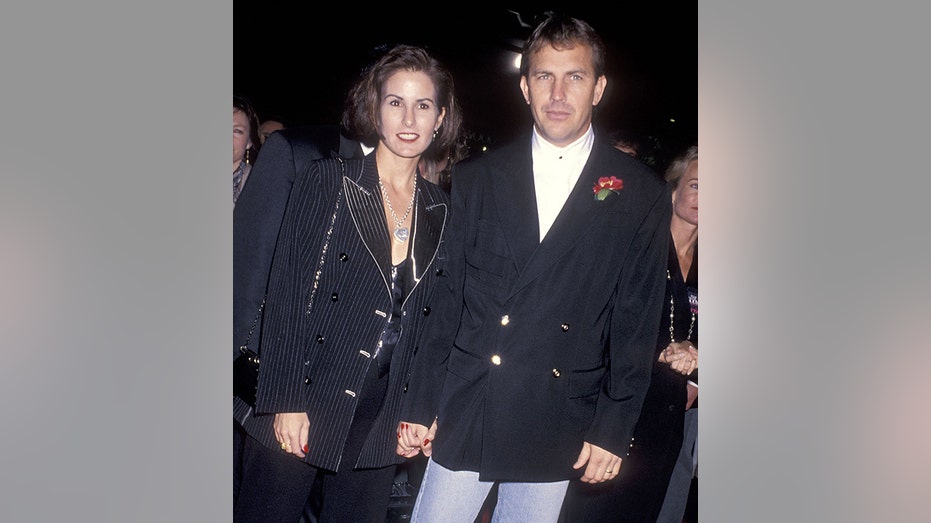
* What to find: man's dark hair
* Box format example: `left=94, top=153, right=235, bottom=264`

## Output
left=520, top=12, right=606, bottom=78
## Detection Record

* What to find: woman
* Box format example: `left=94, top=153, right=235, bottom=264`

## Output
left=233, top=44, right=462, bottom=522
left=233, top=94, right=261, bottom=205
left=655, top=145, right=699, bottom=523
left=561, top=145, right=698, bottom=523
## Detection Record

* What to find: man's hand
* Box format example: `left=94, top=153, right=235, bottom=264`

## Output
left=573, top=441, right=622, bottom=483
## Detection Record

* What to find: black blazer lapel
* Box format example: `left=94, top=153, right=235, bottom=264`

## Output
left=343, top=156, right=448, bottom=302
left=513, top=142, right=623, bottom=293
left=492, top=143, right=539, bottom=273
left=344, top=157, right=392, bottom=292
left=410, top=184, right=447, bottom=287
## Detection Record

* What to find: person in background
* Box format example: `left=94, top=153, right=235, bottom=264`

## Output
left=233, top=95, right=261, bottom=206
left=655, top=145, right=698, bottom=523
left=607, top=127, right=644, bottom=159
left=258, top=115, right=287, bottom=144
left=234, top=43, right=463, bottom=522
left=418, top=133, right=469, bottom=192
left=560, top=144, right=698, bottom=522
left=400, top=12, right=670, bottom=522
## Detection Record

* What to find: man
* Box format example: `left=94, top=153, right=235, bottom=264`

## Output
left=402, top=13, right=671, bottom=522
left=608, top=127, right=645, bottom=159
left=258, top=117, right=287, bottom=144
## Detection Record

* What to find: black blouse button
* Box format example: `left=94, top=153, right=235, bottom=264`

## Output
left=331, top=292, right=339, bottom=302
left=339, top=253, right=348, bottom=262
left=303, top=377, right=311, bottom=385
left=561, top=323, right=570, bottom=332
left=316, top=334, right=325, bottom=344
left=423, top=306, right=431, bottom=316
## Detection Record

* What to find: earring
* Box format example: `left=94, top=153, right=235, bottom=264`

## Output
left=245, top=147, right=252, bottom=164
left=432, top=128, right=438, bottom=142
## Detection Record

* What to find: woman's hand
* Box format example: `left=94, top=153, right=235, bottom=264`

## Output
left=659, top=341, right=697, bottom=375
left=396, top=418, right=437, bottom=458
left=274, top=412, right=310, bottom=458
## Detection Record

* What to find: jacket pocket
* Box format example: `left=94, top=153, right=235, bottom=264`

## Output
left=567, top=366, right=605, bottom=399
left=446, top=345, right=486, bottom=383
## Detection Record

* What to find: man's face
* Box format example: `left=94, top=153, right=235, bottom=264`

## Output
left=259, top=120, right=285, bottom=144
left=519, top=44, right=606, bottom=147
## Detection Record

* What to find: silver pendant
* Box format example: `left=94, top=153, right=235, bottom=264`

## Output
left=394, top=227, right=409, bottom=242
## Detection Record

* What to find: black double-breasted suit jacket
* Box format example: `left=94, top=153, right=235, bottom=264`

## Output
left=235, top=153, right=451, bottom=472
left=405, top=133, right=671, bottom=482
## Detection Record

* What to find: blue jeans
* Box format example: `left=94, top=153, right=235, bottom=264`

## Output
left=411, top=457, right=569, bottom=523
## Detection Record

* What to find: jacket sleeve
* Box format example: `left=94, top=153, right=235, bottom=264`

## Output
left=586, top=182, right=672, bottom=456
left=233, top=132, right=300, bottom=359
left=399, top=167, right=469, bottom=426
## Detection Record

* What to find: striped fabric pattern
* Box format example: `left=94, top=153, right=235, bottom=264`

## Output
left=235, top=154, right=450, bottom=472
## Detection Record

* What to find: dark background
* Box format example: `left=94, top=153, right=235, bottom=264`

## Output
left=234, top=4, right=696, bottom=168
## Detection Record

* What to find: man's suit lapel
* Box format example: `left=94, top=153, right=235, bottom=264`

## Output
left=492, top=145, right=539, bottom=274
left=512, top=142, right=620, bottom=294
left=338, top=134, right=365, bottom=159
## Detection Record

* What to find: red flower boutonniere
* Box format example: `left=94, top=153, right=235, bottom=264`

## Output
left=593, top=176, right=624, bottom=200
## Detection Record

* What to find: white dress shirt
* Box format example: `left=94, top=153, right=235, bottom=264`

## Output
left=531, top=125, right=595, bottom=241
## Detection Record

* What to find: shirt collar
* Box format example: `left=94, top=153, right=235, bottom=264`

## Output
left=531, top=125, right=595, bottom=162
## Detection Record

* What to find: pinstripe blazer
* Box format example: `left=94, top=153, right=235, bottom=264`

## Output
left=234, top=127, right=364, bottom=361
left=234, top=153, right=451, bottom=472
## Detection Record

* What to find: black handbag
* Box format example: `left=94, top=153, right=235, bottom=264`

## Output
left=234, top=300, right=264, bottom=407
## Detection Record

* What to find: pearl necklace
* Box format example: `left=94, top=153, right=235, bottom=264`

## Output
left=667, top=269, right=695, bottom=343
left=378, top=175, right=417, bottom=242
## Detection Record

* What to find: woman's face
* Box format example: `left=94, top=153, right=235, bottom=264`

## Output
left=672, top=160, right=698, bottom=226
left=233, top=108, right=252, bottom=166
left=377, top=70, right=445, bottom=159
